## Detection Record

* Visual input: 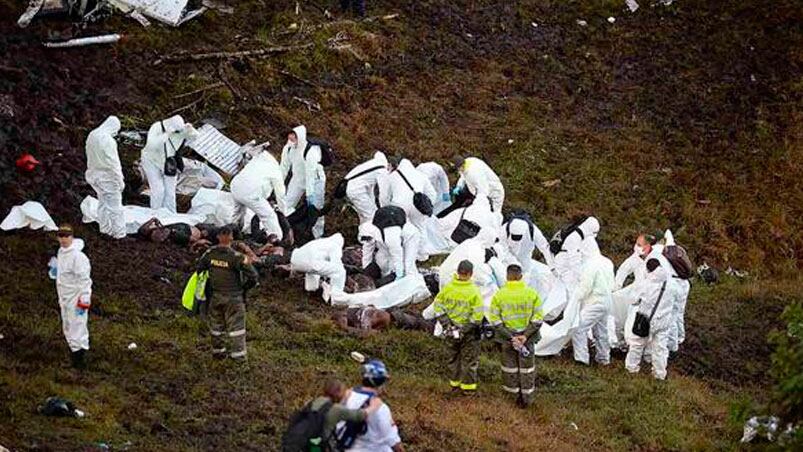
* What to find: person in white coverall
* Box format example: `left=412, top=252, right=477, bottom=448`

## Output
left=663, top=230, right=690, bottom=352
left=383, top=159, right=437, bottom=227
left=140, top=115, right=199, bottom=213
left=453, top=157, right=505, bottom=212
left=85, top=116, right=126, bottom=239
left=55, top=225, right=92, bottom=369
left=625, top=258, right=677, bottom=380
left=416, top=161, right=451, bottom=214
left=359, top=222, right=421, bottom=281
left=570, top=239, right=615, bottom=365
left=611, top=234, right=657, bottom=346
left=280, top=125, right=326, bottom=238
left=345, top=151, right=390, bottom=226
left=288, top=233, right=347, bottom=301
left=230, top=152, right=286, bottom=241
left=503, top=216, right=554, bottom=274
left=553, top=217, right=600, bottom=290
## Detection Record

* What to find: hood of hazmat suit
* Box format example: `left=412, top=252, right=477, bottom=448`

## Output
left=141, top=115, right=199, bottom=169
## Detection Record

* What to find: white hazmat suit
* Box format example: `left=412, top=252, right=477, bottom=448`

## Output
left=611, top=245, right=650, bottom=346
left=230, top=152, right=286, bottom=240
left=625, top=265, right=677, bottom=379
left=503, top=216, right=553, bottom=274
left=280, top=125, right=326, bottom=238
left=554, top=217, right=600, bottom=289
left=359, top=222, right=421, bottom=280
left=141, top=115, right=199, bottom=213
left=455, top=157, right=505, bottom=212
left=290, top=233, right=347, bottom=300
left=85, top=116, right=126, bottom=239
left=416, top=162, right=451, bottom=214
left=570, top=239, right=615, bottom=365
left=56, top=239, right=92, bottom=352
left=663, top=230, right=691, bottom=351
left=345, top=152, right=390, bottom=226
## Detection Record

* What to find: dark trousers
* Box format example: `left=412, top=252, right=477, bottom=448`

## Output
left=448, top=334, right=480, bottom=390
left=501, top=343, right=536, bottom=406
left=207, top=296, right=247, bottom=360
left=341, top=0, right=366, bottom=16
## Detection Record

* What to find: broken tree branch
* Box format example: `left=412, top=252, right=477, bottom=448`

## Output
left=172, top=82, right=225, bottom=99
left=156, top=43, right=314, bottom=65
left=276, top=68, right=320, bottom=88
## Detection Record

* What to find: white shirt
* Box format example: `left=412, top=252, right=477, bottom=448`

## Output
left=338, top=389, right=401, bottom=452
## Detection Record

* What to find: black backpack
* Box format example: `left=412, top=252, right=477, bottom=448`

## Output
left=281, top=400, right=334, bottom=452
left=305, top=138, right=335, bottom=167
left=505, top=210, right=535, bottom=241
left=372, top=205, right=407, bottom=231
left=548, top=216, right=588, bottom=255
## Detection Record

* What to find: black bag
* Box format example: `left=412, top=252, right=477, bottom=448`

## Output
left=451, top=208, right=481, bottom=244
left=632, top=282, right=667, bottom=338
left=335, top=391, right=374, bottom=450
left=335, top=165, right=386, bottom=199
left=160, top=120, right=185, bottom=177
left=304, top=138, right=335, bottom=167
left=548, top=216, right=588, bottom=255
left=663, top=245, right=693, bottom=279
left=505, top=210, right=535, bottom=241
left=281, top=400, right=333, bottom=452
left=372, top=205, right=407, bottom=231
left=396, top=169, right=433, bottom=216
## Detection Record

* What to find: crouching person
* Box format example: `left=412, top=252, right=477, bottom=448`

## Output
left=625, top=258, right=675, bottom=380
left=488, top=264, right=544, bottom=408
left=432, top=260, right=484, bottom=394
left=196, top=226, right=258, bottom=361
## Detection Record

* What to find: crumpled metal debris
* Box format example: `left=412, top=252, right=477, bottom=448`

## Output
left=44, top=33, right=122, bottom=48
left=626, top=0, right=639, bottom=13
left=740, top=416, right=797, bottom=444
left=725, top=267, right=749, bottom=279
left=696, top=263, right=719, bottom=285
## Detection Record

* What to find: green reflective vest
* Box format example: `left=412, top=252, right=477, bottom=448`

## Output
left=433, top=277, right=485, bottom=326
left=488, top=280, right=544, bottom=332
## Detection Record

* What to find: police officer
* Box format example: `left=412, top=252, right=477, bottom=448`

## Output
left=196, top=226, right=258, bottom=361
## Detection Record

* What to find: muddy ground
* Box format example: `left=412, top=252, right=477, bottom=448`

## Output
left=1, top=0, right=802, bottom=450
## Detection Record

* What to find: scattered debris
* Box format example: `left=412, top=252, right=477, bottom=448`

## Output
left=0, top=333, right=4, bottom=340
left=156, top=43, right=314, bottom=65
left=626, top=0, right=640, bottom=13
left=350, top=351, right=366, bottom=363
left=507, top=139, right=514, bottom=144
left=118, top=130, right=146, bottom=145
left=576, top=19, right=587, bottom=27
left=38, top=397, right=85, bottom=418
left=740, top=416, right=797, bottom=444
left=542, top=179, right=561, bottom=188
left=44, top=34, right=122, bottom=49
left=107, top=0, right=207, bottom=27
left=128, top=342, right=138, bottom=350
left=202, top=0, right=233, bottom=15
left=186, top=124, right=244, bottom=176
left=696, top=199, right=711, bottom=205
left=569, top=422, right=579, bottom=431
left=725, top=267, right=749, bottom=279
left=1, top=201, right=58, bottom=232
left=15, top=153, right=41, bottom=172
left=607, top=16, right=616, bottom=24
left=293, top=96, right=322, bottom=112
left=19, top=0, right=209, bottom=28
left=531, top=22, right=538, bottom=28
left=696, top=263, right=719, bottom=285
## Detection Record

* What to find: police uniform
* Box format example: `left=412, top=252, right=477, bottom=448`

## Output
left=197, top=245, right=258, bottom=360
left=488, top=280, right=544, bottom=406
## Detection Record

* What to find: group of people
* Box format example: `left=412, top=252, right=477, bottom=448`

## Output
left=48, top=116, right=693, bottom=449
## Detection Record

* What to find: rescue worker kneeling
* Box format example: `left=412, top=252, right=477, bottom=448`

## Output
left=432, top=260, right=484, bottom=394
left=196, top=226, right=259, bottom=361
left=488, top=264, right=544, bottom=408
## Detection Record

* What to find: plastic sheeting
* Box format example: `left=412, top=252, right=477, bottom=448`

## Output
left=80, top=196, right=205, bottom=234
left=329, top=274, right=431, bottom=309
left=1, top=201, right=58, bottom=231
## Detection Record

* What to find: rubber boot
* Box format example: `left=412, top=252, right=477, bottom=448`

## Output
left=71, top=349, right=87, bottom=369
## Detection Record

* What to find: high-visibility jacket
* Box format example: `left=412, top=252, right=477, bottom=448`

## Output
left=488, top=280, right=544, bottom=333
left=432, top=277, right=484, bottom=326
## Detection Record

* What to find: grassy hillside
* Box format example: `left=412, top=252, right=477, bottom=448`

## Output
left=1, top=0, right=801, bottom=450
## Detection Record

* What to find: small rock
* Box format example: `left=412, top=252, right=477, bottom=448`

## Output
left=607, top=17, right=616, bottom=24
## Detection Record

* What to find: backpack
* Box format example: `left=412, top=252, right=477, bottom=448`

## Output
left=372, top=205, right=407, bottom=231
left=395, top=169, right=434, bottom=216
left=304, top=138, right=335, bottom=167
left=281, top=400, right=334, bottom=452
left=663, top=244, right=693, bottom=279
left=505, top=210, right=535, bottom=241
left=335, top=390, right=375, bottom=450
left=548, top=216, right=588, bottom=255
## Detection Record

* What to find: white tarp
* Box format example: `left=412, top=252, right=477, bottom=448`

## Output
left=187, top=188, right=241, bottom=226
left=526, top=260, right=570, bottom=322
left=533, top=291, right=582, bottom=356
left=80, top=196, right=205, bottom=234
left=186, top=124, right=243, bottom=176
left=330, top=274, right=431, bottom=309
left=1, top=201, right=58, bottom=232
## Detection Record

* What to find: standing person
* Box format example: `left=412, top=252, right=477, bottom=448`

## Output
left=280, top=125, right=327, bottom=238
left=85, top=115, right=126, bottom=239
left=196, top=226, right=259, bottom=361
left=432, top=260, right=485, bottom=394
left=140, top=115, right=199, bottom=213
left=625, top=258, right=677, bottom=380
left=614, top=234, right=657, bottom=290
left=230, top=151, right=286, bottom=241
left=663, top=230, right=691, bottom=352
left=502, top=212, right=554, bottom=273
left=343, top=151, right=390, bottom=226
left=340, top=0, right=366, bottom=17
left=451, top=156, right=505, bottom=213
left=488, top=264, right=544, bottom=407
left=335, top=359, right=404, bottom=452
left=570, top=239, right=615, bottom=366
left=416, top=161, right=451, bottom=215
left=54, top=225, right=93, bottom=369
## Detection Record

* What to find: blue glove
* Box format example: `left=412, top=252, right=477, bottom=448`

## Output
left=441, top=193, right=450, bottom=202
left=451, top=186, right=461, bottom=197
